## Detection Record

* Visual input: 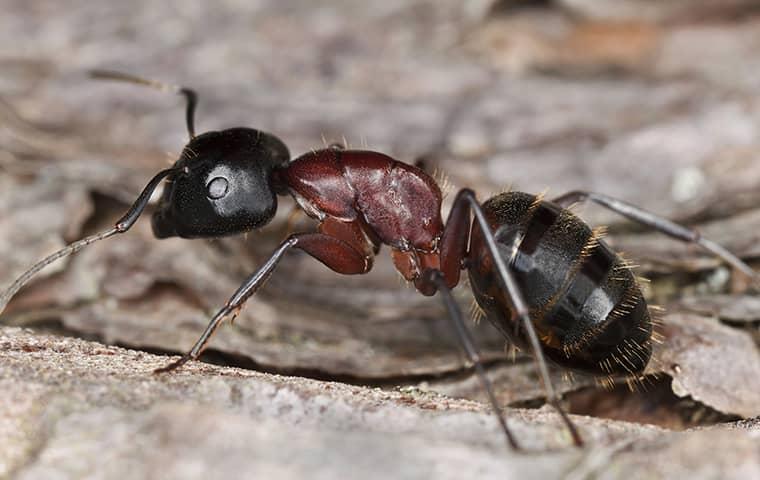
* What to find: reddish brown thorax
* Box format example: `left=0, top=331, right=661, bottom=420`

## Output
left=278, top=149, right=444, bottom=287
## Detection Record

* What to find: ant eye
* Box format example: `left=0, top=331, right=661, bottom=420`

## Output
left=206, top=176, right=229, bottom=199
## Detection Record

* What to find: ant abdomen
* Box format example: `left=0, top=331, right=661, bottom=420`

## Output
left=468, top=191, right=652, bottom=376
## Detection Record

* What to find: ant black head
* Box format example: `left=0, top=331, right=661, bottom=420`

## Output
left=0, top=71, right=292, bottom=315
left=152, top=128, right=290, bottom=238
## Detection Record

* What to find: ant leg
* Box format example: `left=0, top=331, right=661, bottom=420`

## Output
left=155, top=231, right=372, bottom=373
left=453, top=189, right=584, bottom=447
left=154, top=238, right=296, bottom=373
left=89, top=69, right=198, bottom=139
left=422, top=269, right=519, bottom=450
left=0, top=167, right=178, bottom=316
left=553, top=190, right=759, bottom=285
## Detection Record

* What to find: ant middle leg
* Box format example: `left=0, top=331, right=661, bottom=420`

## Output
left=421, top=269, right=520, bottom=450
left=553, top=190, right=759, bottom=285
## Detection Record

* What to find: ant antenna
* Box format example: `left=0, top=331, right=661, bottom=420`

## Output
left=90, top=69, right=198, bottom=139
left=0, top=167, right=179, bottom=315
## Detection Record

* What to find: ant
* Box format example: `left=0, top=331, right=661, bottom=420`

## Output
left=1, top=70, right=758, bottom=450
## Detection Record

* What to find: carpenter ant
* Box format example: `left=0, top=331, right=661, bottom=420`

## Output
left=2, top=70, right=758, bottom=450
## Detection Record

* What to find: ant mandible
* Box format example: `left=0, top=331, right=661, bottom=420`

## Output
left=1, top=70, right=758, bottom=450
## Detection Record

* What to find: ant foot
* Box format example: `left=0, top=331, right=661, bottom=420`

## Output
left=154, top=354, right=192, bottom=374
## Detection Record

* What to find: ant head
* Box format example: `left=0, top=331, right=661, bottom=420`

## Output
left=152, top=127, right=290, bottom=238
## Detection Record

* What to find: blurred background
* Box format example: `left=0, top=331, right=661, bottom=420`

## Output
left=2, top=0, right=760, bottom=450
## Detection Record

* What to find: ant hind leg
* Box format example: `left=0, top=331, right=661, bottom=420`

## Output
left=553, top=190, right=759, bottom=287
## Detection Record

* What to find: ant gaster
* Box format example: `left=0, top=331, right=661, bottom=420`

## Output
left=2, top=70, right=758, bottom=450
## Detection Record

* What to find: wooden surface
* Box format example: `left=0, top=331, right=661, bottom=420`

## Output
left=1, top=1, right=760, bottom=478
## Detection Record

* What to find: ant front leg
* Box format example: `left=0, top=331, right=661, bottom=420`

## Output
left=553, top=190, right=759, bottom=286
left=426, top=189, right=583, bottom=448
left=155, top=227, right=372, bottom=373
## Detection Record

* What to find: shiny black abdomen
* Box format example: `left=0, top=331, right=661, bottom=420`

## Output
left=467, top=192, right=652, bottom=376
